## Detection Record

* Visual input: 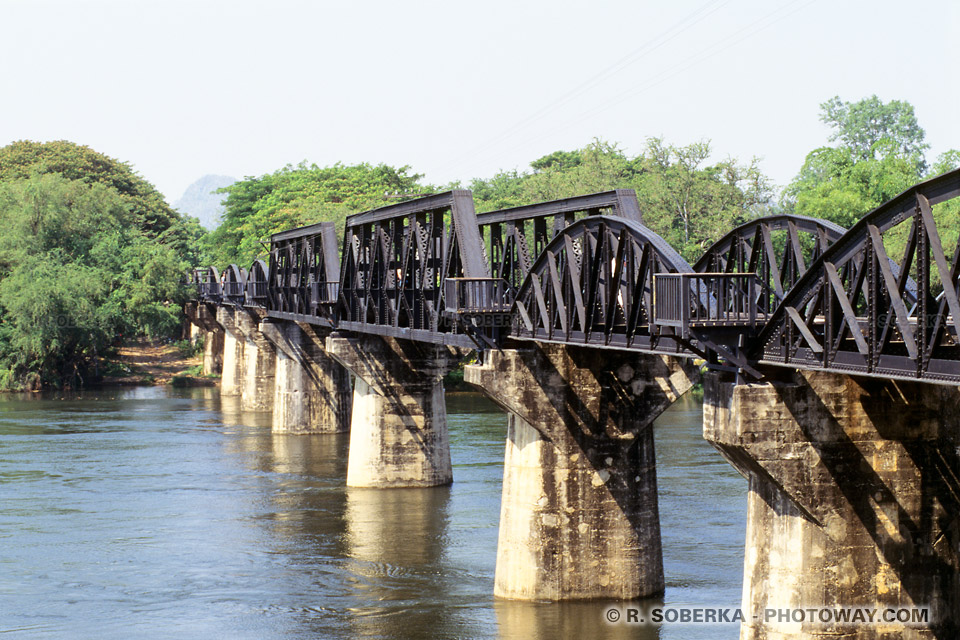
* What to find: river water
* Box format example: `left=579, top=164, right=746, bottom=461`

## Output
left=0, top=387, right=746, bottom=639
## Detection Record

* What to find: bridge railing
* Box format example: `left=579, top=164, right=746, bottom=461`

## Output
left=443, top=278, right=513, bottom=314
left=223, top=280, right=246, bottom=303
left=654, top=273, right=758, bottom=339
left=311, top=281, right=340, bottom=306
left=246, top=280, right=268, bottom=307
left=193, top=268, right=222, bottom=302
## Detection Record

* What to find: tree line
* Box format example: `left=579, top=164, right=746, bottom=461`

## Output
left=0, top=95, right=956, bottom=389
left=0, top=141, right=202, bottom=389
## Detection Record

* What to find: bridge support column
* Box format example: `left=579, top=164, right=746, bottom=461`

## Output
left=704, top=371, right=960, bottom=639
left=216, top=307, right=244, bottom=397
left=189, top=322, right=201, bottom=344
left=465, top=345, right=697, bottom=601
left=326, top=334, right=457, bottom=488
left=202, top=329, right=223, bottom=376
left=235, top=310, right=275, bottom=411
left=260, top=322, right=351, bottom=434
left=195, top=303, right=222, bottom=376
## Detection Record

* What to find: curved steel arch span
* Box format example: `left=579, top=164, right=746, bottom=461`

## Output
left=510, top=215, right=696, bottom=354
left=193, top=266, right=222, bottom=302
left=695, top=214, right=847, bottom=317
left=246, top=259, right=269, bottom=308
left=222, top=264, right=247, bottom=306
left=756, top=167, right=960, bottom=384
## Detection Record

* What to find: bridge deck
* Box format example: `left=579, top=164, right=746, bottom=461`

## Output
left=191, top=168, right=960, bottom=386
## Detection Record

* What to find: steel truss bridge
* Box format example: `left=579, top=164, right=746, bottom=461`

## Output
left=193, top=168, right=960, bottom=386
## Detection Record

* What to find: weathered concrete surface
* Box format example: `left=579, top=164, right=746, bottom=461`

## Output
left=202, top=329, right=223, bottom=376
left=216, top=306, right=244, bottom=397
left=703, top=371, right=960, bottom=640
left=261, top=321, right=351, bottom=434
left=196, top=303, right=223, bottom=376
left=235, top=310, right=276, bottom=411
left=466, top=345, right=698, bottom=601
left=326, top=334, right=458, bottom=488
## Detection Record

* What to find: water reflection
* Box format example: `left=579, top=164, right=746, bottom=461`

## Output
left=344, top=487, right=459, bottom=638
left=495, top=598, right=662, bottom=640
left=0, top=387, right=745, bottom=640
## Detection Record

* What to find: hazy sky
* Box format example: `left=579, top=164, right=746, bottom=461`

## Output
left=3, top=0, right=957, bottom=204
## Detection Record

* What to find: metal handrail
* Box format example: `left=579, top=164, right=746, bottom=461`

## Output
left=655, top=273, right=758, bottom=338
left=444, top=278, right=513, bottom=314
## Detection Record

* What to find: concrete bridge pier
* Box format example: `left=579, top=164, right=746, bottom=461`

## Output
left=189, top=321, right=202, bottom=344
left=192, top=302, right=223, bottom=376
left=704, top=371, right=960, bottom=640
left=260, top=321, right=351, bottom=434
left=465, top=345, right=697, bottom=601
left=234, top=310, right=276, bottom=411
left=325, top=334, right=458, bottom=488
left=202, top=329, right=224, bottom=376
left=216, top=306, right=245, bottom=397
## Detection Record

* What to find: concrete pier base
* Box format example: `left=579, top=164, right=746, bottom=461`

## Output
left=260, top=322, right=351, bottom=434
left=466, top=345, right=697, bottom=601
left=236, top=311, right=275, bottom=411
left=704, top=371, right=960, bottom=640
left=326, top=334, right=458, bottom=488
left=202, top=329, right=223, bottom=376
left=216, top=307, right=244, bottom=397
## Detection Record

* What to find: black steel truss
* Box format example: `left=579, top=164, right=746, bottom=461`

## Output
left=510, top=215, right=694, bottom=355
left=266, top=221, right=340, bottom=324
left=757, top=168, right=960, bottom=384
left=189, top=168, right=960, bottom=387
left=694, top=214, right=847, bottom=317
left=335, top=190, right=487, bottom=347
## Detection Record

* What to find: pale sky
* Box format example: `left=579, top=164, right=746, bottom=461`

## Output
left=2, top=0, right=958, bottom=204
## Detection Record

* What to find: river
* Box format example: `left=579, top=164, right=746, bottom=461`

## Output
left=0, top=387, right=746, bottom=639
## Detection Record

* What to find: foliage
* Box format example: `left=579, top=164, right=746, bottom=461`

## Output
left=819, top=95, right=929, bottom=172
left=469, top=138, right=772, bottom=263
left=784, top=96, right=942, bottom=228
left=174, top=338, right=203, bottom=358
left=203, top=162, right=430, bottom=268
left=0, top=172, right=194, bottom=389
left=0, top=140, right=204, bottom=264
left=636, top=138, right=771, bottom=259
left=784, top=143, right=922, bottom=229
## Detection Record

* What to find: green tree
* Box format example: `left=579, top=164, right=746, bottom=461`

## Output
left=784, top=143, right=921, bottom=228
left=204, top=161, right=429, bottom=268
left=0, top=174, right=193, bottom=388
left=820, top=95, right=929, bottom=171
left=784, top=96, right=941, bottom=228
left=0, top=140, right=204, bottom=264
left=637, top=138, right=771, bottom=258
left=530, top=149, right=583, bottom=172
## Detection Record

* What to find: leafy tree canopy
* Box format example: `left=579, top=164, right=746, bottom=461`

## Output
left=204, top=161, right=429, bottom=268
left=786, top=96, right=958, bottom=229
left=820, top=95, right=929, bottom=170
left=0, top=140, right=203, bottom=263
left=469, top=138, right=772, bottom=262
left=0, top=174, right=193, bottom=388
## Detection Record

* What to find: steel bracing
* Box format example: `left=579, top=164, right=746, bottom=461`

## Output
left=192, top=167, right=960, bottom=386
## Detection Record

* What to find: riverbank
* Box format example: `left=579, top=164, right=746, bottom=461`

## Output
left=101, top=339, right=215, bottom=387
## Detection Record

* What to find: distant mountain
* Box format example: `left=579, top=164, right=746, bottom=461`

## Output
left=174, top=175, right=236, bottom=230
